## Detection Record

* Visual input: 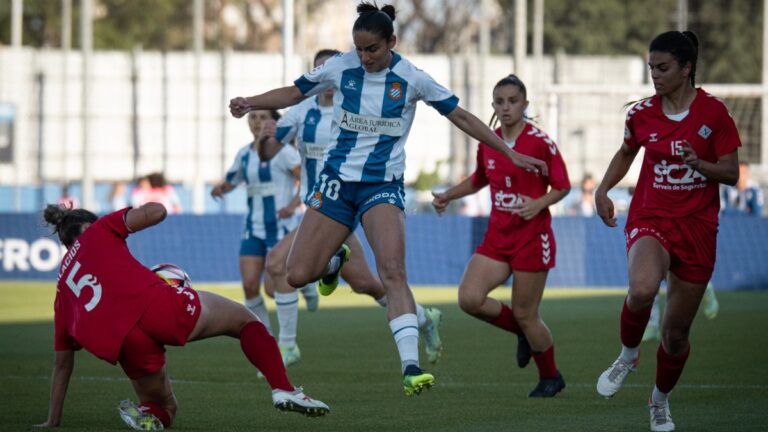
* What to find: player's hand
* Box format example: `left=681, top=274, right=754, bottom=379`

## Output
left=679, top=140, right=701, bottom=170
left=277, top=206, right=294, bottom=218
left=595, top=191, right=617, bottom=227
left=259, top=120, right=277, bottom=141
left=508, top=150, right=548, bottom=177
left=229, top=97, right=252, bottom=118
left=210, top=184, right=226, bottom=199
left=431, top=191, right=451, bottom=215
left=511, top=194, right=542, bottom=220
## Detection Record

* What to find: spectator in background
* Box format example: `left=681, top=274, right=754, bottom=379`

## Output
left=57, top=184, right=79, bottom=209
left=573, top=173, right=596, bottom=216
left=147, top=173, right=183, bottom=214
left=108, top=181, right=128, bottom=211
left=721, top=162, right=764, bottom=216
left=130, top=176, right=151, bottom=208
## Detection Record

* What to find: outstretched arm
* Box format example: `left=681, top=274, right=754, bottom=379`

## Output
left=36, top=350, right=75, bottom=428
left=125, top=202, right=167, bottom=232
left=432, top=176, right=483, bottom=215
left=446, top=106, right=548, bottom=176
left=595, top=143, right=639, bottom=227
left=229, top=86, right=306, bottom=118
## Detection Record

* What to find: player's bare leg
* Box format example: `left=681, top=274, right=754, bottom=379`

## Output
left=240, top=255, right=271, bottom=334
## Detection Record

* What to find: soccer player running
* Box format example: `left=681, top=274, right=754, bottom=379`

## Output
left=211, top=109, right=301, bottom=336
left=594, top=31, right=740, bottom=432
left=432, top=74, right=570, bottom=397
left=266, top=49, right=444, bottom=368
left=36, top=203, right=328, bottom=430
left=229, top=2, right=547, bottom=396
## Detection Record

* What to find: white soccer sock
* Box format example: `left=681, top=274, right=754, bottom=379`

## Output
left=648, top=295, right=661, bottom=328
left=244, top=295, right=272, bottom=335
left=651, top=385, right=669, bottom=404
left=388, top=313, right=420, bottom=373
left=300, top=282, right=318, bottom=298
left=620, top=344, right=640, bottom=364
left=375, top=295, right=388, bottom=307
left=274, top=291, right=299, bottom=347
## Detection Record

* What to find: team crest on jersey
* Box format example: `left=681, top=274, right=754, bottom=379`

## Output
left=309, top=192, right=323, bottom=209
left=344, top=79, right=358, bottom=91
left=698, top=125, right=712, bottom=139
left=388, top=82, right=403, bottom=101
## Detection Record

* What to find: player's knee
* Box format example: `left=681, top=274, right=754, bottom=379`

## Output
left=511, top=305, right=537, bottom=326
left=661, top=328, right=689, bottom=355
left=286, top=266, right=314, bottom=288
left=457, top=290, right=482, bottom=315
left=376, top=259, right=406, bottom=286
left=265, top=253, right=286, bottom=279
left=627, top=279, right=658, bottom=306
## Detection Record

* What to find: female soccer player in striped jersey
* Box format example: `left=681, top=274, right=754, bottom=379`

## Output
left=266, top=49, right=444, bottom=369
left=594, top=31, right=740, bottom=432
left=211, top=109, right=301, bottom=336
left=229, top=1, right=547, bottom=396
left=37, top=203, right=328, bottom=430
left=432, top=74, right=571, bottom=397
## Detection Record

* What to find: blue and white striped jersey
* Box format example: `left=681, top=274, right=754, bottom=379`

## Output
left=294, top=50, right=459, bottom=182
left=225, top=143, right=301, bottom=242
left=275, top=96, right=334, bottom=201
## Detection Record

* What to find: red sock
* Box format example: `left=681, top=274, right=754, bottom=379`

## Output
left=620, top=297, right=652, bottom=348
left=139, top=402, right=171, bottom=428
left=656, top=343, right=690, bottom=393
left=532, top=345, right=558, bottom=379
left=489, top=303, right=522, bottom=335
left=240, top=321, right=293, bottom=392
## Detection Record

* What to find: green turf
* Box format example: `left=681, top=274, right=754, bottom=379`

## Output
left=1, top=282, right=767, bottom=431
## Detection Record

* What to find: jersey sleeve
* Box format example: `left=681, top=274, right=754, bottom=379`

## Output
left=470, top=144, right=489, bottom=189
left=276, top=104, right=303, bottom=144
left=53, top=296, right=82, bottom=352
left=224, top=146, right=248, bottom=187
left=545, top=142, right=571, bottom=190
left=97, top=208, right=132, bottom=239
left=711, top=102, right=742, bottom=157
left=623, top=106, right=640, bottom=150
left=412, top=69, right=459, bottom=116
left=293, top=54, right=341, bottom=97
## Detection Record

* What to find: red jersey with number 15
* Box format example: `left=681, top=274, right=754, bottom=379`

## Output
left=53, top=208, right=165, bottom=364
left=625, top=88, right=741, bottom=225
left=472, top=124, right=570, bottom=251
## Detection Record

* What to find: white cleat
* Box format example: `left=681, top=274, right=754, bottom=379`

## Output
left=117, top=399, right=164, bottom=431
left=272, top=387, right=330, bottom=417
left=597, top=356, right=638, bottom=398
left=649, top=399, right=675, bottom=431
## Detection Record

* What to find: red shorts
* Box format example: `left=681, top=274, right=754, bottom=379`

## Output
left=118, top=284, right=201, bottom=379
left=476, top=226, right=556, bottom=272
left=625, top=217, right=717, bottom=284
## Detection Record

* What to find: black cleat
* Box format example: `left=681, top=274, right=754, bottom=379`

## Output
left=517, top=335, right=532, bottom=368
left=528, top=372, right=566, bottom=397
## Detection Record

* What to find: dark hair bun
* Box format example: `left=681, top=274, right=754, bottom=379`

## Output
left=43, top=204, right=66, bottom=227
left=357, top=2, right=377, bottom=14
left=381, top=5, right=396, bottom=21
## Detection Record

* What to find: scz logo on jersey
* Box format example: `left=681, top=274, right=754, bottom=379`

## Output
left=388, top=82, right=403, bottom=101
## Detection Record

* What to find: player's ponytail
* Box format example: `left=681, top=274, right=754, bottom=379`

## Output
left=43, top=204, right=98, bottom=248
left=354, top=2, right=396, bottom=40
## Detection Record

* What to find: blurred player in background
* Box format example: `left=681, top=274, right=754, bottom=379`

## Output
left=211, top=109, right=301, bottom=336
left=230, top=1, right=547, bottom=396
left=594, top=31, right=740, bottom=431
left=37, top=203, right=328, bottom=430
left=266, top=49, right=443, bottom=368
left=432, top=74, right=570, bottom=397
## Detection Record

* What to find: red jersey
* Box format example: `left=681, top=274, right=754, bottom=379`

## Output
left=625, top=88, right=741, bottom=225
left=54, top=208, right=165, bottom=364
left=472, top=124, right=571, bottom=251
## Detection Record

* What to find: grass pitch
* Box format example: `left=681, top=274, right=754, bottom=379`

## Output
left=1, top=281, right=767, bottom=431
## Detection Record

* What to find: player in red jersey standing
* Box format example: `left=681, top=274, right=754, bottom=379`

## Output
left=432, top=74, right=571, bottom=397
left=594, top=31, right=740, bottom=432
left=36, top=203, right=329, bottom=430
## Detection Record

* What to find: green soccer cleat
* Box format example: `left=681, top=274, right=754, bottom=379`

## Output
left=279, top=343, right=301, bottom=367
left=402, top=365, right=435, bottom=396
left=421, top=307, right=443, bottom=364
left=318, top=244, right=350, bottom=296
left=117, top=400, right=164, bottom=431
